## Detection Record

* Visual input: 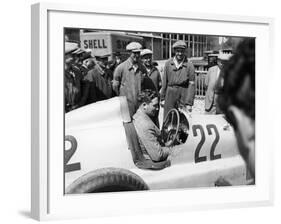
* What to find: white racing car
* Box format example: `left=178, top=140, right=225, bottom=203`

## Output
left=64, top=97, right=252, bottom=194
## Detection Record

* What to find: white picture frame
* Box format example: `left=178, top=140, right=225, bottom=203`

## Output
left=31, top=2, right=274, bottom=221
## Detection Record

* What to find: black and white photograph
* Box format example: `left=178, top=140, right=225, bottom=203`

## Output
left=63, top=28, right=255, bottom=194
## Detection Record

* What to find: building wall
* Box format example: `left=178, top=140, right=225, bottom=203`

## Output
left=65, top=28, right=214, bottom=60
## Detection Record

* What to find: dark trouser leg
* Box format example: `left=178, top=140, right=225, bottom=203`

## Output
left=163, top=87, right=179, bottom=120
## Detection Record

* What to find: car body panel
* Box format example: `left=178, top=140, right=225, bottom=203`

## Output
left=64, top=97, right=249, bottom=192
left=65, top=97, right=134, bottom=187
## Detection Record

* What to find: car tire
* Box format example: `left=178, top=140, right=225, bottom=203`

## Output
left=66, top=167, right=149, bottom=194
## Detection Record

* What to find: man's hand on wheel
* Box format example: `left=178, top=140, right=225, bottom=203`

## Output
left=185, top=105, right=192, bottom=113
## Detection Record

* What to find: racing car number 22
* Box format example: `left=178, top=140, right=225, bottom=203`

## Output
left=192, top=124, right=221, bottom=163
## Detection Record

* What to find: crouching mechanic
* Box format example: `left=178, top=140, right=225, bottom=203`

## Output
left=133, top=89, right=173, bottom=162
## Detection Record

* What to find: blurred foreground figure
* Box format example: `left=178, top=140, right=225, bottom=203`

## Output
left=218, top=38, right=255, bottom=180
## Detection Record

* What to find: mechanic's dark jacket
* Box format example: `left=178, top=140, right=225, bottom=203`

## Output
left=64, top=66, right=84, bottom=112
left=79, top=64, right=90, bottom=77
left=143, top=66, right=162, bottom=93
left=133, top=109, right=170, bottom=162
left=83, top=64, right=113, bottom=104
left=112, top=58, right=147, bottom=116
left=160, top=57, right=195, bottom=118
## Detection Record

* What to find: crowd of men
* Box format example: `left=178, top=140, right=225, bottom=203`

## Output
left=65, top=37, right=255, bottom=181
left=132, top=38, right=255, bottom=183
left=65, top=40, right=196, bottom=122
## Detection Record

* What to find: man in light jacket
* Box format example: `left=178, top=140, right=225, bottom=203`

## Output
left=204, top=55, right=224, bottom=114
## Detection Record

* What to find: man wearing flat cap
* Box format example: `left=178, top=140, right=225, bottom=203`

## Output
left=112, top=42, right=147, bottom=116
left=64, top=42, right=85, bottom=112
left=160, top=40, right=196, bottom=118
left=140, top=49, right=162, bottom=127
left=204, top=54, right=226, bottom=114
left=141, top=49, right=162, bottom=93
left=83, top=52, right=114, bottom=104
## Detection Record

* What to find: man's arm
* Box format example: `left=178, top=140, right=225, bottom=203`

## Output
left=160, top=62, right=169, bottom=101
left=186, top=63, right=196, bottom=106
left=112, top=64, right=122, bottom=95
left=156, top=69, right=162, bottom=93
left=141, top=127, right=170, bottom=162
left=204, top=67, right=211, bottom=88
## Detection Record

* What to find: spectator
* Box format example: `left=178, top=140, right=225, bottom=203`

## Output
left=218, top=38, right=255, bottom=180
left=80, top=58, right=95, bottom=77
left=141, top=49, right=162, bottom=127
left=160, top=40, right=196, bottom=119
left=64, top=42, right=85, bottom=112
left=83, top=53, right=114, bottom=104
left=140, top=49, right=162, bottom=93
left=204, top=55, right=224, bottom=114
left=112, top=42, right=147, bottom=116
left=108, top=52, right=122, bottom=73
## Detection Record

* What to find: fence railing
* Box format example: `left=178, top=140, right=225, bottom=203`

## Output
left=195, top=70, right=207, bottom=98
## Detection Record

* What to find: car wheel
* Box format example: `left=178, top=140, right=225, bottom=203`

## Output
left=66, top=167, right=149, bottom=194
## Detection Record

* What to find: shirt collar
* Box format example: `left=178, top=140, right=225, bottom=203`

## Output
left=133, top=109, right=154, bottom=124
left=127, top=58, right=146, bottom=73
left=95, top=63, right=105, bottom=75
left=170, top=57, right=188, bottom=68
left=146, top=66, right=156, bottom=76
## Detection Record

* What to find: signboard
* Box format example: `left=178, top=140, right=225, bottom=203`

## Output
left=80, top=32, right=143, bottom=58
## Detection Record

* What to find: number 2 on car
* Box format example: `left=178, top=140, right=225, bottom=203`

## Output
left=192, top=124, right=221, bottom=163
left=64, top=135, right=81, bottom=173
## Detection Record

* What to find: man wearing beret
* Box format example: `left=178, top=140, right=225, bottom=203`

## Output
left=160, top=40, right=196, bottom=119
left=112, top=42, right=147, bottom=116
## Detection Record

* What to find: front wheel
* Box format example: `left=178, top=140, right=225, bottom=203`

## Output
left=66, top=167, right=149, bottom=194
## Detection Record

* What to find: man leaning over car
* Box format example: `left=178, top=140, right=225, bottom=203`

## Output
left=133, top=89, right=173, bottom=162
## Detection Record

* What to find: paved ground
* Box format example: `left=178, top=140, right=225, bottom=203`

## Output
left=192, top=97, right=205, bottom=115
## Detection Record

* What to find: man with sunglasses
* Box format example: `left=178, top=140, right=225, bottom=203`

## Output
left=113, top=42, right=147, bottom=116
left=160, top=40, right=196, bottom=119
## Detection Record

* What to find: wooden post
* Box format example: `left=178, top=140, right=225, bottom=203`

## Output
left=192, top=35, right=195, bottom=57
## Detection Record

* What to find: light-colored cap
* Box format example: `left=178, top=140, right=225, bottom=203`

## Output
left=140, top=49, right=153, bottom=56
left=65, top=42, right=78, bottom=54
left=84, top=48, right=92, bottom=53
left=72, top=48, right=85, bottom=55
left=91, top=50, right=111, bottom=59
left=172, top=40, right=187, bottom=49
left=217, top=53, right=233, bottom=61
left=126, top=42, right=142, bottom=52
